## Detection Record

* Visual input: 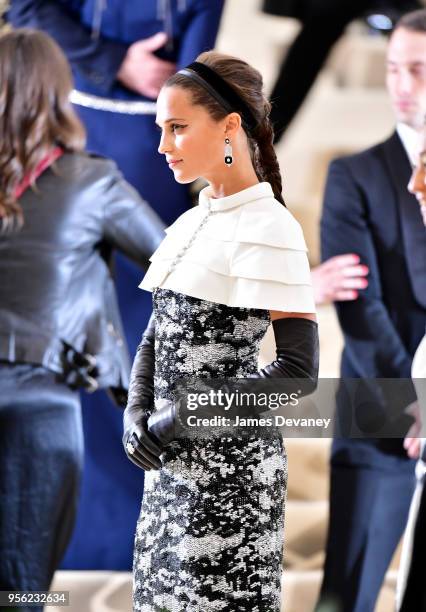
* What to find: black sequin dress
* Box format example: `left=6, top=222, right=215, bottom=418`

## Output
left=133, top=288, right=287, bottom=612
left=134, top=182, right=315, bottom=612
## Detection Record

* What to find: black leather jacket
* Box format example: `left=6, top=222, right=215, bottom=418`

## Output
left=0, top=152, right=165, bottom=403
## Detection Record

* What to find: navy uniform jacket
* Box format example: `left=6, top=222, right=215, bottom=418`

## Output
left=8, top=0, right=224, bottom=99
left=321, top=132, right=426, bottom=466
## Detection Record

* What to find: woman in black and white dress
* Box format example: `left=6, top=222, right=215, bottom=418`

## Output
left=123, top=51, right=319, bottom=612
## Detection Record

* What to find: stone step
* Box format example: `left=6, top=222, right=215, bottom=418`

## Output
left=282, top=569, right=398, bottom=612
left=50, top=569, right=399, bottom=612
left=285, top=500, right=329, bottom=570
left=286, top=439, right=331, bottom=501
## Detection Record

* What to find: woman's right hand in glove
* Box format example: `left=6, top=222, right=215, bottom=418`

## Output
left=123, top=407, right=163, bottom=471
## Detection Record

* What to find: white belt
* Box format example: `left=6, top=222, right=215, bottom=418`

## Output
left=70, top=89, right=157, bottom=115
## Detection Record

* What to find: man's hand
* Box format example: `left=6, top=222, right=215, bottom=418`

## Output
left=117, top=32, right=176, bottom=98
left=420, top=204, right=426, bottom=226
left=404, top=401, right=422, bottom=459
left=311, top=254, right=369, bottom=305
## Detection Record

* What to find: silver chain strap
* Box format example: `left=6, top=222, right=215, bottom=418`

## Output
left=159, top=201, right=213, bottom=287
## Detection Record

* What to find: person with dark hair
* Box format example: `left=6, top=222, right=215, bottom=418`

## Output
left=263, top=0, right=421, bottom=143
left=396, top=124, right=426, bottom=612
left=6, top=0, right=225, bottom=571
left=122, top=51, right=319, bottom=610
left=0, top=28, right=164, bottom=608
left=317, top=9, right=426, bottom=612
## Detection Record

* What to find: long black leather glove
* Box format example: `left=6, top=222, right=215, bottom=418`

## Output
left=253, top=317, right=319, bottom=386
left=122, top=315, right=163, bottom=471
left=147, top=317, right=319, bottom=446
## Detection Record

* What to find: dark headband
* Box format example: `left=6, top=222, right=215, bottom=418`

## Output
left=177, top=61, right=258, bottom=133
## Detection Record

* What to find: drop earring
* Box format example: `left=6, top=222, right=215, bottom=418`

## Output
left=224, top=138, right=233, bottom=166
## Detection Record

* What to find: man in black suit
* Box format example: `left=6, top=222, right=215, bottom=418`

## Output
left=317, top=10, right=426, bottom=612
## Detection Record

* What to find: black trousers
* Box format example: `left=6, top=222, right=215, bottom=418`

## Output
left=268, top=0, right=380, bottom=142
left=0, top=364, right=83, bottom=612
left=317, top=440, right=415, bottom=612
left=399, top=472, right=426, bottom=611
left=269, top=0, right=421, bottom=141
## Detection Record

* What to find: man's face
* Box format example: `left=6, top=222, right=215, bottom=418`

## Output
left=387, top=27, right=426, bottom=129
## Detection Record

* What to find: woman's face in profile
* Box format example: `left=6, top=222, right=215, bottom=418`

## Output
left=155, top=85, right=227, bottom=184
left=409, top=151, right=426, bottom=206
left=408, top=127, right=426, bottom=227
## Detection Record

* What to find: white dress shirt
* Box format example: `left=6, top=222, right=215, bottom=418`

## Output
left=397, top=122, right=421, bottom=168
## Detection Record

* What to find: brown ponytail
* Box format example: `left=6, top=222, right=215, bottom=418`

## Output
left=250, top=101, right=285, bottom=206
left=166, top=51, right=286, bottom=207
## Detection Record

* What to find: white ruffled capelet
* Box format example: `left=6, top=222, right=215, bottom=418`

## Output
left=140, top=182, right=315, bottom=313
